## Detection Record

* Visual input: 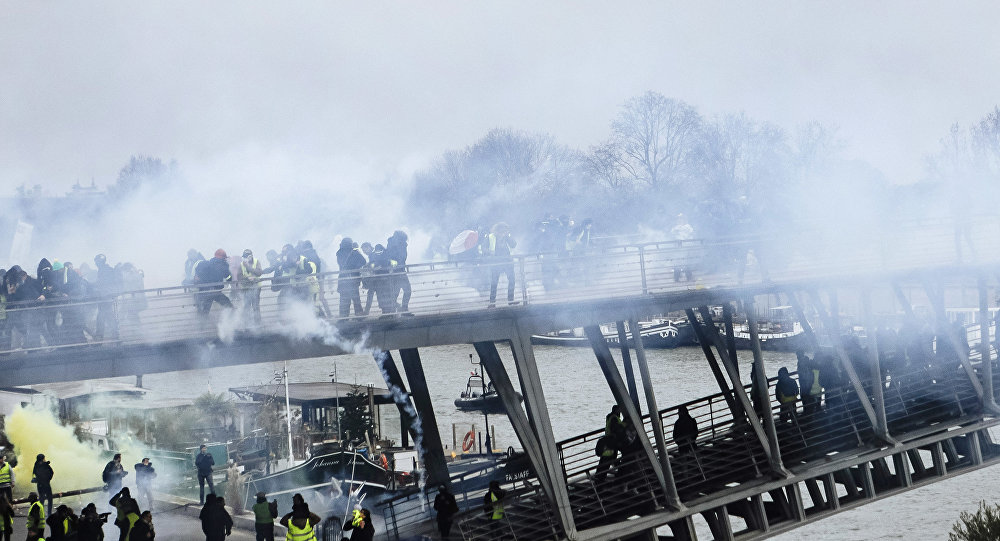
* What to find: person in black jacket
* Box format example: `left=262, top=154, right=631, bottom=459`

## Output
left=133, top=458, right=156, bottom=511
left=46, top=504, right=78, bottom=541
left=336, top=237, right=367, bottom=317
left=195, top=445, right=215, bottom=504
left=128, top=510, right=154, bottom=540
left=385, top=230, right=411, bottom=314
left=368, top=244, right=396, bottom=315
left=93, top=254, right=122, bottom=341
left=32, top=454, right=54, bottom=515
left=77, top=503, right=108, bottom=541
left=199, top=494, right=232, bottom=541
left=102, top=454, right=127, bottom=496
left=5, top=265, right=46, bottom=348
left=433, top=484, right=459, bottom=539
left=341, top=508, right=374, bottom=541
left=194, top=250, right=233, bottom=315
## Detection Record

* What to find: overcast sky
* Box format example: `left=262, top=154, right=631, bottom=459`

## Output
left=2, top=1, right=999, bottom=194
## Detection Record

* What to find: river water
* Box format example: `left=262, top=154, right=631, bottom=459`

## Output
left=125, top=344, right=998, bottom=540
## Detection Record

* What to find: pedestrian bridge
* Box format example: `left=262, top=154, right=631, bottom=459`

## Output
left=4, top=215, right=1000, bottom=540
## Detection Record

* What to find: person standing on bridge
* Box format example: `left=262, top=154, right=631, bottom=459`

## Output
left=775, top=367, right=799, bottom=423
left=194, top=250, right=233, bottom=316
left=386, top=230, right=412, bottom=315
left=32, top=454, right=54, bottom=515
left=93, top=254, right=122, bottom=342
left=670, top=213, right=695, bottom=282
left=486, top=223, right=517, bottom=308
left=237, top=249, right=264, bottom=324
left=336, top=238, right=366, bottom=318
left=196, top=445, right=216, bottom=505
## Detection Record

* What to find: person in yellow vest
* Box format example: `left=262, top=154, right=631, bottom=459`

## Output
left=482, top=480, right=505, bottom=531
left=0, top=455, right=12, bottom=505
left=485, top=223, right=517, bottom=308
left=45, top=504, right=78, bottom=541
left=0, top=494, right=13, bottom=541
left=775, top=367, right=799, bottom=423
left=796, top=350, right=823, bottom=417
left=340, top=507, right=373, bottom=541
left=278, top=500, right=321, bottom=541
left=238, top=249, right=264, bottom=324
left=128, top=510, right=154, bottom=540
left=24, top=492, right=45, bottom=541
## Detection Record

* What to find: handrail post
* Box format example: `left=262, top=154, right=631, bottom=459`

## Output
left=862, top=287, right=891, bottom=440
left=518, top=258, right=529, bottom=306
left=979, top=276, right=997, bottom=408
left=639, top=247, right=648, bottom=294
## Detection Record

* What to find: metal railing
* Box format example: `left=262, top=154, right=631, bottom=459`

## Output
left=1, top=214, right=997, bottom=356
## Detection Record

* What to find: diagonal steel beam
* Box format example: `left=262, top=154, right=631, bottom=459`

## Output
left=861, top=288, right=890, bottom=438
left=920, top=278, right=993, bottom=412
left=584, top=324, right=671, bottom=503
left=685, top=308, right=739, bottom=415
left=508, top=323, right=578, bottom=539
left=690, top=307, right=777, bottom=466
left=784, top=290, right=820, bottom=351
left=473, top=341, right=555, bottom=500
left=744, top=298, right=788, bottom=474
left=616, top=321, right=642, bottom=413
left=372, top=350, right=418, bottom=448
left=629, top=317, right=684, bottom=510
left=807, top=290, right=896, bottom=444
left=399, top=348, right=451, bottom=488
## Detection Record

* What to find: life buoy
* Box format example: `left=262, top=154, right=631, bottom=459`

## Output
left=462, top=430, right=476, bottom=452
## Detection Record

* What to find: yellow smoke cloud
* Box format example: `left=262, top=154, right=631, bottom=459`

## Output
left=5, top=406, right=111, bottom=495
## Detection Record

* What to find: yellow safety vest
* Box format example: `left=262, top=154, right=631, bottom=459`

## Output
left=286, top=520, right=317, bottom=541
left=779, top=392, right=797, bottom=404
left=810, top=369, right=822, bottom=396
left=490, top=492, right=504, bottom=520
left=352, top=509, right=363, bottom=526
left=26, top=501, right=45, bottom=530
left=63, top=517, right=70, bottom=534
left=0, top=463, right=10, bottom=485
left=241, top=258, right=260, bottom=282
left=124, top=512, right=140, bottom=537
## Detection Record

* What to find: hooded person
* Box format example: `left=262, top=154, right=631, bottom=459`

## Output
left=193, top=249, right=233, bottom=315
left=32, top=454, right=54, bottom=515
left=199, top=494, right=232, bottom=541
left=279, top=494, right=321, bottom=541
left=336, top=237, right=367, bottom=317
left=385, top=230, right=412, bottom=314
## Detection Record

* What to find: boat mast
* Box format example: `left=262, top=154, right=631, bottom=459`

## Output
left=332, top=362, right=342, bottom=444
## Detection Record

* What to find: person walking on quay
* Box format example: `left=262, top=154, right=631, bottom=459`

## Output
left=433, top=484, right=459, bottom=539
left=251, top=491, right=278, bottom=541
left=134, top=458, right=156, bottom=511
left=77, top=503, right=108, bottom=541
left=196, top=445, right=216, bottom=504
left=110, top=487, right=139, bottom=541
left=103, top=454, right=128, bottom=495
left=0, top=455, right=12, bottom=504
left=340, top=508, right=373, bottom=541
left=32, top=454, right=54, bottom=516
left=25, top=492, right=45, bottom=541
left=0, top=495, right=14, bottom=541
left=336, top=238, right=366, bottom=318
left=46, top=504, right=78, bottom=541
left=486, top=223, right=517, bottom=308
left=199, top=494, right=233, bottom=541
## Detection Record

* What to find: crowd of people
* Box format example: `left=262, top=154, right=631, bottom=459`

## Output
left=0, top=255, right=145, bottom=351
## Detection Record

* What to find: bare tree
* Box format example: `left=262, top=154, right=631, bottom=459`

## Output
left=610, top=91, right=702, bottom=189
left=108, top=154, right=177, bottom=199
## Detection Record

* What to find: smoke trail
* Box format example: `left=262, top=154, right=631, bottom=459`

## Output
left=372, top=350, right=428, bottom=511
